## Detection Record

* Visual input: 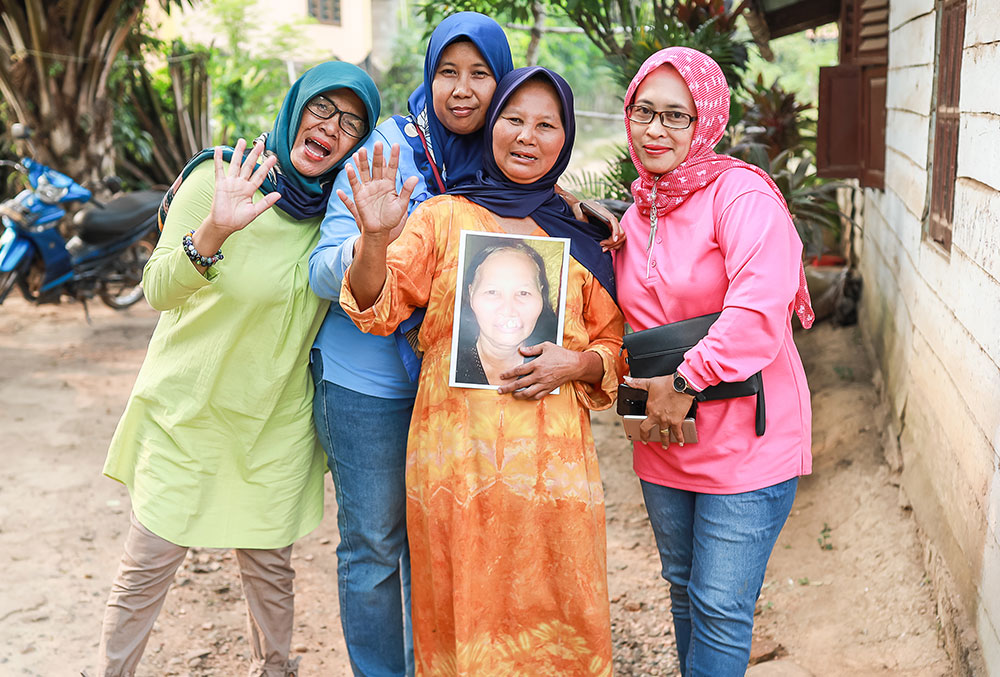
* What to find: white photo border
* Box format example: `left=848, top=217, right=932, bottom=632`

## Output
left=449, top=230, right=572, bottom=391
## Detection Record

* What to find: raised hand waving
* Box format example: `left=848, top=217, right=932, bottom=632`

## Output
left=338, top=142, right=419, bottom=244
left=187, top=138, right=280, bottom=271
left=207, top=138, right=281, bottom=236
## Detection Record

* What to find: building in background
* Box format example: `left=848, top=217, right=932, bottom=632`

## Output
left=846, top=3, right=998, bottom=672
left=156, top=0, right=403, bottom=76
left=756, top=0, right=997, bottom=673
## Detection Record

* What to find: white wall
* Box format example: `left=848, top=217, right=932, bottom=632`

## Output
left=859, top=0, right=1000, bottom=671
left=162, top=0, right=373, bottom=65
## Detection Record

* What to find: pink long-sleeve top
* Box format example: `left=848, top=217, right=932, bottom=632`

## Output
left=614, top=167, right=812, bottom=494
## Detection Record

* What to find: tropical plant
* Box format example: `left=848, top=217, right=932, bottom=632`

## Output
left=0, top=104, right=18, bottom=198
left=757, top=147, right=851, bottom=259
left=374, top=18, right=428, bottom=124
left=735, top=74, right=815, bottom=159
left=564, top=145, right=636, bottom=202
left=201, top=0, right=316, bottom=146
left=0, top=0, right=192, bottom=184
left=110, top=36, right=210, bottom=189
left=419, top=0, right=749, bottom=89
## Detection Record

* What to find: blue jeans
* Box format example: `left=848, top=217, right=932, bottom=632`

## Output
left=311, top=353, right=414, bottom=676
left=640, top=477, right=798, bottom=677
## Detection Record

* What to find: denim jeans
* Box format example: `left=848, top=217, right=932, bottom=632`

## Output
left=640, top=477, right=798, bottom=677
left=311, top=353, right=414, bottom=677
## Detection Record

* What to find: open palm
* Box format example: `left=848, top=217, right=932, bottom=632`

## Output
left=208, top=138, right=281, bottom=236
left=338, top=142, right=419, bottom=242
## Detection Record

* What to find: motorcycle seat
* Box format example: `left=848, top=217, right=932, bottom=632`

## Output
left=74, top=190, right=163, bottom=243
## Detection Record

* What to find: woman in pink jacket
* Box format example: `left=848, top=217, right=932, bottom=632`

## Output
left=615, top=47, right=815, bottom=676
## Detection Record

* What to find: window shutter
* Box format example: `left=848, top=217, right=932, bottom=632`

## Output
left=817, top=65, right=862, bottom=179
left=840, top=0, right=890, bottom=65
left=839, top=0, right=858, bottom=63
left=857, top=0, right=890, bottom=64
left=861, top=66, right=887, bottom=189
left=826, top=0, right=889, bottom=186
left=928, top=0, right=966, bottom=249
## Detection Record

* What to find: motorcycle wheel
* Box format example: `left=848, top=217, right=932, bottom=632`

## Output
left=0, top=269, right=18, bottom=304
left=98, top=235, right=155, bottom=309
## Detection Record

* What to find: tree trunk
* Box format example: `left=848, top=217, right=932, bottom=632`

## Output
left=525, top=2, right=546, bottom=66
left=0, top=1, right=163, bottom=184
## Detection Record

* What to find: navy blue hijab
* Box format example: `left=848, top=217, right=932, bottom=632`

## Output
left=406, top=12, right=513, bottom=192
left=451, top=67, right=616, bottom=300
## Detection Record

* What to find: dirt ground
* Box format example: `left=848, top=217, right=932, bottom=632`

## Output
left=0, top=295, right=953, bottom=676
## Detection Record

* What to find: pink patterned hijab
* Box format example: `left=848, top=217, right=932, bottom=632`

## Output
left=624, top=46, right=814, bottom=328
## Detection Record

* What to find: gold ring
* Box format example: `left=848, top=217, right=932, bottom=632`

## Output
left=659, top=429, right=669, bottom=434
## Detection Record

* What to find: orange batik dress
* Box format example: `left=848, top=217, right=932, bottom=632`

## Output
left=341, top=195, right=624, bottom=676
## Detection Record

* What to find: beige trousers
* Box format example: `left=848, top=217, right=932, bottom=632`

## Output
left=97, top=512, right=301, bottom=677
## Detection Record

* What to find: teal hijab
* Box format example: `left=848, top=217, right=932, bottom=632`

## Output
left=169, top=61, right=380, bottom=221
left=268, top=61, right=381, bottom=200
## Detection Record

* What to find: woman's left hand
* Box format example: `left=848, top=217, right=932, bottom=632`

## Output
left=554, top=184, right=625, bottom=252
left=497, top=342, right=596, bottom=400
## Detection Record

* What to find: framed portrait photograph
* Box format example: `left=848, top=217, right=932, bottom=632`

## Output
left=449, top=231, right=571, bottom=390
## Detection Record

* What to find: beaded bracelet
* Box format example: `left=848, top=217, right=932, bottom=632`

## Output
left=182, top=231, right=224, bottom=267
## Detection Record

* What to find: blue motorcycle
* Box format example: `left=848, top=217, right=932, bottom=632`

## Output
left=0, top=124, right=162, bottom=311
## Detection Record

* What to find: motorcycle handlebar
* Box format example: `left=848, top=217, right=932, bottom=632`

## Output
left=0, top=159, right=26, bottom=172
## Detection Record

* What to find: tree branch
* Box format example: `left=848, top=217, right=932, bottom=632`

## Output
left=95, top=8, right=139, bottom=99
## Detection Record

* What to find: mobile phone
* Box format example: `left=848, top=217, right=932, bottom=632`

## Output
left=616, top=383, right=648, bottom=416
left=580, top=201, right=613, bottom=234
left=617, top=383, right=699, bottom=418
left=622, top=414, right=698, bottom=444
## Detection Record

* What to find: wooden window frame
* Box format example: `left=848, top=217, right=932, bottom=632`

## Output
left=817, top=0, right=888, bottom=189
left=927, top=0, right=967, bottom=250
left=308, top=0, right=342, bottom=26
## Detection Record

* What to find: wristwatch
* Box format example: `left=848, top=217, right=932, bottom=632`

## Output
left=672, top=371, right=698, bottom=397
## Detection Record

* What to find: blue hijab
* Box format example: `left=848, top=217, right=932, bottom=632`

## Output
left=406, top=12, right=513, bottom=192
left=451, top=67, right=617, bottom=300
left=171, top=61, right=380, bottom=221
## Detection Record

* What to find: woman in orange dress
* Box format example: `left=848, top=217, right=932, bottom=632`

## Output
left=337, top=67, right=623, bottom=675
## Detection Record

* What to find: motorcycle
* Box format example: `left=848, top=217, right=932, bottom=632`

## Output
left=0, top=124, right=162, bottom=312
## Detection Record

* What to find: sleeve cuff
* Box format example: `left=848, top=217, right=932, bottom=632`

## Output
left=676, top=363, right=705, bottom=393
left=572, top=345, right=619, bottom=411
left=338, top=234, right=359, bottom=272
left=338, top=268, right=393, bottom=335
left=172, top=245, right=217, bottom=287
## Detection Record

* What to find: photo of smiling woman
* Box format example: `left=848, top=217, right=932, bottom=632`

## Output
left=452, top=233, right=566, bottom=388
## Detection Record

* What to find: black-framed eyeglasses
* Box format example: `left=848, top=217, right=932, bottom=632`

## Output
left=626, top=104, right=697, bottom=130
left=305, top=95, right=368, bottom=139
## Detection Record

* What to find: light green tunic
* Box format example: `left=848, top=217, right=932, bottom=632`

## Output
left=104, top=163, right=330, bottom=549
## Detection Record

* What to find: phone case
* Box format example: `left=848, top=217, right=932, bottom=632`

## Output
left=621, top=415, right=698, bottom=444
left=616, top=384, right=649, bottom=416
left=580, top=202, right=613, bottom=232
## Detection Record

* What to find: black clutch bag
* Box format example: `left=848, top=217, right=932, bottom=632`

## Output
left=622, top=312, right=766, bottom=436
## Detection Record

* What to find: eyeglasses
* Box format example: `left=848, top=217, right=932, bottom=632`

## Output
left=626, top=104, right=697, bottom=130
left=305, top=95, right=367, bottom=139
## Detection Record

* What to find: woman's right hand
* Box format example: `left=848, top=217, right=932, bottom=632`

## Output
left=338, top=142, right=420, bottom=245
left=623, top=374, right=695, bottom=446
left=190, top=138, right=280, bottom=269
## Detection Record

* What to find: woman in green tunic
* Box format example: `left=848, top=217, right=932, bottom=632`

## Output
left=96, top=62, right=380, bottom=677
